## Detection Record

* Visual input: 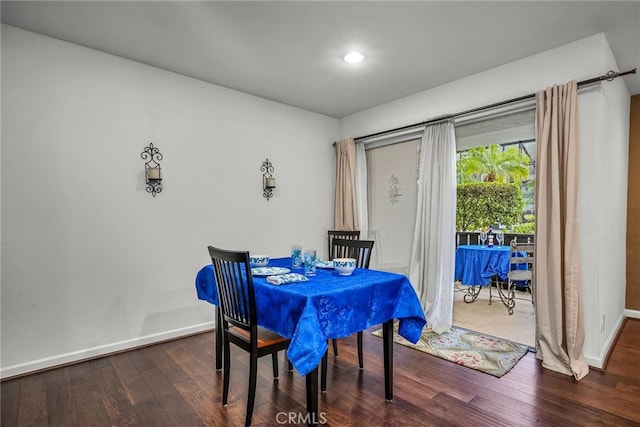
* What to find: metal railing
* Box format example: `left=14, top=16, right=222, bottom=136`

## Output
left=456, top=231, right=534, bottom=248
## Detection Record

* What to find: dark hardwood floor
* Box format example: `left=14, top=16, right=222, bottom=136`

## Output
left=3, top=318, right=639, bottom=426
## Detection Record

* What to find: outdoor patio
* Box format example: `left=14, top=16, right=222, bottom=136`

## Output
left=453, top=282, right=535, bottom=347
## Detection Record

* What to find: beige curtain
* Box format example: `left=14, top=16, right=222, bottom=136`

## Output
left=334, top=138, right=358, bottom=230
left=535, top=81, right=589, bottom=380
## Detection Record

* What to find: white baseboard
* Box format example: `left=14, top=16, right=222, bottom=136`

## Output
left=585, top=312, right=638, bottom=369
left=0, top=321, right=215, bottom=380
left=625, top=308, right=640, bottom=319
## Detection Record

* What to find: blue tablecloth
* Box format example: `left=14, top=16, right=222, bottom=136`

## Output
left=196, top=257, right=426, bottom=376
left=454, top=245, right=512, bottom=286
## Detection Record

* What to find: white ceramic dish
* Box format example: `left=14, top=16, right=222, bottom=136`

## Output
left=251, top=267, right=290, bottom=276
left=333, top=258, right=356, bottom=276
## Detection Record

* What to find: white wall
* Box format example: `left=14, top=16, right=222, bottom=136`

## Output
left=1, top=25, right=338, bottom=378
left=340, top=33, right=630, bottom=368
left=585, top=36, right=630, bottom=359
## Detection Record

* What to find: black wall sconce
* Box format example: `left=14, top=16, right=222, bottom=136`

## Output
left=141, top=143, right=163, bottom=197
left=261, top=158, right=276, bottom=201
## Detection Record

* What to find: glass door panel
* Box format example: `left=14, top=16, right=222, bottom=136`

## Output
left=366, top=139, right=419, bottom=275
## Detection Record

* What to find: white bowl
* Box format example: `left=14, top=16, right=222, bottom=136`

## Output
left=333, top=258, right=356, bottom=276
left=250, top=255, right=269, bottom=267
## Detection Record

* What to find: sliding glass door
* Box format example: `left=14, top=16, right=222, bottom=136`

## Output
left=365, top=139, right=419, bottom=275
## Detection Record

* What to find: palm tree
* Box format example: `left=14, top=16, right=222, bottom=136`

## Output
left=457, top=145, right=530, bottom=184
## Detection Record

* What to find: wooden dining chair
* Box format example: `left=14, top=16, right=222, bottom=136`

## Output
left=331, top=238, right=374, bottom=271
left=208, top=246, right=291, bottom=427
left=327, top=230, right=360, bottom=261
left=326, top=230, right=360, bottom=357
left=323, top=238, right=375, bottom=389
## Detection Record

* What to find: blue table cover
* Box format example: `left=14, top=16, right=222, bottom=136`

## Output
left=195, top=257, right=426, bottom=376
left=454, top=245, right=512, bottom=286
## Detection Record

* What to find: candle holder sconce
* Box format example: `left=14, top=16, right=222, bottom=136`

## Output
left=141, top=143, right=163, bottom=197
left=389, top=174, right=402, bottom=205
left=261, top=158, right=276, bottom=201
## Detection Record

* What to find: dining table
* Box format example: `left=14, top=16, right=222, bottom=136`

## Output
left=455, top=244, right=528, bottom=304
left=195, top=256, right=426, bottom=426
left=454, top=244, right=513, bottom=286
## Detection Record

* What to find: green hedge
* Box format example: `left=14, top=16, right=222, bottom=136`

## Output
left=457, top=182, right=524, bottom=231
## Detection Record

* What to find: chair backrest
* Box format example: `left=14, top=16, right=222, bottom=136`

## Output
left=331, top=238, right=375, bottom=269
left=508, top=240, right=535, bottom=280
left=328, top=230, right=360, bottom=260
left=207, top=246, right=256, bottom=332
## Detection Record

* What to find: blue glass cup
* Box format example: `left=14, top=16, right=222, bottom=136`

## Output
left=291, top=245, right=303, bottom=269
left=303, top=249, right=317, bottom=276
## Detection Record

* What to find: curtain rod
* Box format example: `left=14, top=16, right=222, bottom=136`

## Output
left=350, top=68, right=636, bottom=142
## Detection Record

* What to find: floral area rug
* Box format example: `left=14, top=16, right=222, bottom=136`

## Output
left=372, top=325, right=530, bottom=378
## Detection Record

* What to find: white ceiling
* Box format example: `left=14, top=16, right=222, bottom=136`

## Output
left=2, top=1, right=639, bottom=118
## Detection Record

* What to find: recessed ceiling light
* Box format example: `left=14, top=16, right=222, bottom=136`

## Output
left=344, top=51, right=364, bottom=64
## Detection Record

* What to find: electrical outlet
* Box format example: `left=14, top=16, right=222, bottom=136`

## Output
left=601, top=313, right=606, bottom=332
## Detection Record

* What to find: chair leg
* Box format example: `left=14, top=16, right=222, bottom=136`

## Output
left=488, top=281, right=493, bottom=305
left=215, top=306, right=223, bottom=371
left=321, top=351, right=328, bottom=393
left=332, top=338, right=339, bottom=357
left=246, top=354, right=258, bottom=427
left=507, top=282, right=515, bottom=315
left=272, top=352, right=279, bottom=379
left=222, top=336, right=231, bottom=406
left=357, top=331, right=364, bottom=370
